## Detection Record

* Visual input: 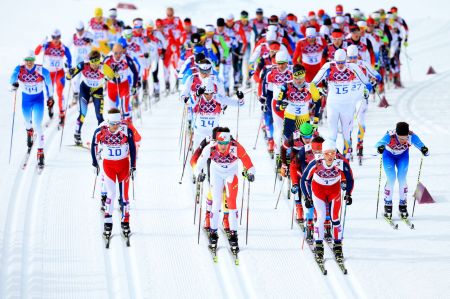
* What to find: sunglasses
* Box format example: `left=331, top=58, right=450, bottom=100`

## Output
left=277, top=62, right=287, bottom=65
left=52, top=35, right=61, bottom=40
left=113, top=52, right=122, bottom=55
left=336, top=61, right=346, bottom=65
left=24, top=58, right=35, bottom=62
left=217, top=140, right=230, bottom=145
left=90, top=58, right=101, bottom=65
left=109, top=121, right=121, bottom=126
left=348, top=56, right=358, bottom=60
left=293, top=71, right=305, bottom=78
left=302, top=134, right=313, bottom=139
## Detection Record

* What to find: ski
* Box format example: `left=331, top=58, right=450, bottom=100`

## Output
left=122, top=230, right=131, bottom=247
left=36, top=164, right=44, bottom=175
left=324, top=241, right=348, bottom=274
left=296, top=220, right=305, bottom=232
left=306, top=242, right=327, bottom=275
left=208, top=244, right=218, bottom=263
left=384, top=215, right=399, bottom=229
left=400, top=216, right=415, bottom=229
left=21, top=149, right=32, bottom=170
left=229, top=246, right=240, bottom=265
left=68, top=143, right=91, bottom=150
left=358, top=155, right=363, bottom=166
left=104, top=232, right=112, bottom=249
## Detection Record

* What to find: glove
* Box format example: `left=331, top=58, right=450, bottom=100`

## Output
left=92, top=162, right=100, bottom=175
left=197, top=172, right=206, bottom=182
left=363, top=88, right=370, bottom=100
left=196, top=86, right=205, bottom=97
left=312, top=117, right=320, bottom=130
left=377, top=145, right=385, bottom=154
left=344, top=194, right=352, bottom=205
left=341, top=181, right=347, bottom=191
left=280, top=100, right=288, bottom=110
left=305, top=197, right=313, bottom=209
left=182, top=96, right=190, bottom=103
left=130, top=167, right=136, bottom=179
left=291, top=185, right=299, bottom=194
left=247, top=173, right=255, bottom=182
left=280, top=164, right=288, bottom=177
left=258, top=97, right=266, bottom=104
left=144, top=52, right=149, bottom=58
left=365, top=83, right=373, bottom=92
left=236, top=90, right=244, bottom=99
left=47, top=97, right=55, bottom=108
left=131, top=87, right=137, bottom=96
left=11, top=82, right=19, bottom=91
left=261, top=104, right=268, bottom=112
left=420, top=146, right=429, bottom=156
left=83, top=37, right=92, bottom=43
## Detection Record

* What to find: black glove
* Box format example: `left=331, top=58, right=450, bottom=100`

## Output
left=47, top=97, right=55, bottom=108
left=92, top=162, right=100, bottom=175
left=259, top=97, right=266, bottom=104
left=144, top=52, right=149, bottom=58
left=130, top=167, right=136, bottom=179
left=131, top=87, right=137, bottom=96
left=11, top=82, right=19, bottom=91
left=344, top=194, right=352, bottom=205
left=247, top=173, right=255, bottom=182
left=197, top=173, right=206, bottom=182
left=196, top=86, right=205, bottom=97
left=236, top=90, right=244, bottom=99
left=305, top=197, right=313, bottom=208
left=83, top=37, right=93, bottom=43
left=420, top=146, right=429, bottom=156
left=182, top=96, right=190, bottom=103
left=377, top=145, right=385, bottom=154
left=280, top=100, right=288, bottom=110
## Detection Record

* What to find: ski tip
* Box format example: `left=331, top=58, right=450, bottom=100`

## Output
left=178, top=181, right=182, bottom=185
left=235, top=259, right=240, bottom=266
left=395, top=224, right=399, bottom=229
left=411, top=224, right=415, bottom=230
left=213, top=256, right=218, bottom=263
left=323, top=270, right=328, bottom=275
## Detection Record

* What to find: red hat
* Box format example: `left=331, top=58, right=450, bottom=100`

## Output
left=311, top=141, right=323, bottom=151
left=331, top=29, right=344, bottom=39
left=308, top=11, right=315, bottom=17
left=390, top=6, right=398, bottom=13
left=336, top=4, right=343, bottom=13
left=155, top=18, right=163, bottom=27
left=318, top=9, right=325, bottom=17
left=287, top=13, right=297, bottom=22
left=366, top=17, right=375, bottom=26
left=268, top=41, right=281, bottom=51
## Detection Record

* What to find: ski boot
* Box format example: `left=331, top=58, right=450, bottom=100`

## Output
left=228, top=230, right=240, bottom=257
left=103, top=222, right=113, bottom=248
left=58, top=112, right=65, bottom=129
left=333, top=241, right=344, bottom=261
left=208, top=230, right=218, bottom=249
left=48, top=106, right=54, bottom=119
left=314, top=241, right=324, bottom=262
left=324, top=220, right=332, bottom=242
left=296, top=203, right=304, bottom=225
left=121, top=221, right=131, bottom=246
left=37, top=148, right=45, bottom=168
left=384, top=204, right=393, bottom=219
left=399, top=204, right=409, bottom=219
left=26, top=128, right=34, bottom=149
left=357, top=145, right=363, bottom=165
left=306, top=221, right=314, bottom=244
left=74, top=132, right=82, bottom=146
left=165, top=81, right=170, bottom=95
left=204, top=211, right=211, bottom=231
left=223, top=213, right=230, bottom=238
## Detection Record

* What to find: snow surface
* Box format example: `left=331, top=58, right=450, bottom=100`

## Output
left=0, top=0, right=450, bottom=298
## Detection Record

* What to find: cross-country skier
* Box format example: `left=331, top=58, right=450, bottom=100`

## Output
left=375, top=122, right=428, bottom=219
left=194, top=127, right=255, bottom=252
left=300, top=140, right=354, bottom=262
left=10, top=50, right=53, bottom=167
left=91, top=108, right=137, bottom=239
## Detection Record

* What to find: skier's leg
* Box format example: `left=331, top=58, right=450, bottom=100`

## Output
left=330, top=187, right=343, bottom=241
left=210, top=172, right=225, bottom=231
left=92, top=88, right=105, bottom=125
left=102, top=162, right=117, bottom=224
left=75, top=83, right=89, bottom=134
left=32, top=94, right=45, bottom=149
left=396, top=150, right=410, bottom=205
left=356, top=98, right=368, bottom=152
left=382, top=152, right=396, bottom=205
left=311, top=189, right=326, bottom=242
left=340, top=109, right=354, bottom=157
left=224, top=174, right=239, bottom=232
left=326, top=103, right=339, bottom=143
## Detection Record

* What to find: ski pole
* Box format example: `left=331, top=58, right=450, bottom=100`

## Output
left=404, top=47, right=413, bottom=81
left=274, top=177, right=285, bottom=209
left=179, top=130, right=193, bottom=184
left=236, top=99, right=240, bottom=140
left=253, top=116, right=262, bottom=150
left=197, top=180, right=203, bottom=244
left=8, top=90, right=17, bottom=164
left=59, top=79, right=72, bottom=151
left=194, top=180, right=199, bottom=224
left=178, top=104, right=187, bottom=159
left=245, top=181, right=251, bottom=245
left=91, top=172, right=98, bottom=199
left=290, top=192, right=296, bottom=229
left=412, top=156, right=424, bottom=218
left=376, top=155, right=383, bottom=219
left=341, top=199, right=348, bottom=239
left=239, top=178, right=246, bottom=225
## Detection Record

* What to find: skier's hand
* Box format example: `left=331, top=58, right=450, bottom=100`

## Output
left=143, top=52, right=149, bottom=58
left=261, top=104, right=268, bottom=112
left=236, top=90, right=244, bottom=99
left=341, top=181, right=347, bottom=191
left=305, top=197, right=313, bottom=208
left=312, top=117, right=320, bottom=130
left=131, top=86, right=137, bottom=96
left=280, top=100, right=288, bottom=110
left=92, top=162, right=100, bottom=175
left=47, top=97, right=55, bottom=108
left=420, top=146, right=429, bottom=156
left=247, top=173, right=255, bottom=182
left=280, top=163, right=288, bottom=177
left=258, top=97, right=266, bottom=104
left=196, top=86, right=205, bottom=97
left=291, top=184, right=299, bottom=194
left=130, top=167, right=136, bottom=179
left=344, top=194, right=352, bottom=205
left=197, top=172, right=206, bottom=182
left=377, top=145, right=385, bottom=154
left=11, top=82, right=19, bottom=91
left=182, top=96, right=190, bottom=104
left=363, top=88, right=370, bottom=100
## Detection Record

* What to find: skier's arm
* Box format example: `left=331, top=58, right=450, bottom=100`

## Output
left=91, top=128, right=102, bottom=166
left=311, top=63, right=331, bottom=86
left=68, top=61, right=85, bottom=79
left=216, top=93, right=243, bottom=107
left=126, top=55, right=139, bottom=88
left=194, top=144, right=211, bottom=176
left=190, top=138, right=210, bottom=168
left=361, top=60, right=382, bottom=82
left=276, top=83, right=288, bottom=111
left=41, top=67, right=54, bottom=97
left=127, top=128, right=136, bottom=168
left=300, top=160, right=316, bottom=198
left=350, top=63, right=371, bottom=88
left=375, top=132, right=391, bottom=148
left=218, top=35, right=230, bottom=59
left=10, top=65, right=20, bottom=85
left=64, top=45, right=72, bottom=68
left=341, top=160, right=354, bottom=195
left=410, top=133, right=427, bottom=152
left=237, top=141, right=255, bottom=174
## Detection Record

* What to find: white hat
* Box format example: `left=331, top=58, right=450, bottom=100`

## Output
left=322, top=140, right=336, bottom=152
left=227, top=14, right=234, bottom=20
left=275, top=51, right=289, bottom=63
left=108, top=111, right=122, bottom=123
left=320, top=25, right=330, bottom=36
left=279, top=11, right=287, bottom=20
left=346, top=45, right=359, bottom=58
left=109, top=8, right=118, bottom=17
left=205, top=24, right=215, bottom=33
left=266, top=30, right=277, bottom=41
left=334, top=48, right=346, bottom=62
left=146, top=19, right=155, bottom=28
left=300, top=16, right=308, bottom=23
left=357, top=20, right=367, bottom=27
left=76, top=21, right=84, bottom=31
left=335, top=16, right=345, bottom=24
left=51, top=28, right=61, bottom=37
left=305, top=27, right=316, bottom=37
left=267, top=25, right=277, bottom=32
left=24, top=49, right=36, bottom=61
left=371, top=12, right=381, bottom=19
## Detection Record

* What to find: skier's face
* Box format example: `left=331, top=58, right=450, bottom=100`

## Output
left=204, top=93, right=213, bottom=101
left=351, top=30, right=361, bottom=40
left=323, top=150, right=336, bottom=165
left=217, top=142, right=229, bottom=153
left=332, top=37, right=343, bottom=47
left=166, top=8, right=174, bottom=18
left=277, top=62, right=288, bottom=72
left=336, top=61, right=346, bottom=71
left=293, top=76, right=305, bottom=85
left=256, top=13, right=263, bottom=21
left=25, top=60, right=35, bottom=69
left=398, top=135, right=408, bottom=144
left=108, top=122, right=120, bottom=133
